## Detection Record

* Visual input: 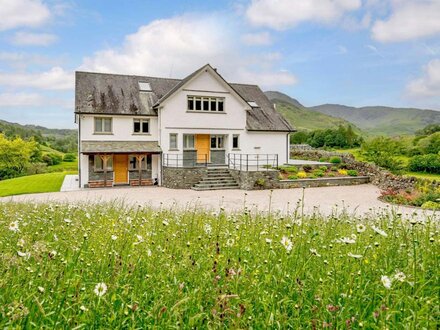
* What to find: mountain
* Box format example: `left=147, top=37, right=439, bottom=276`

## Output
left=264, top=92, right=359, bottom=131
left=265, top=91, right=440, bottom=135
left=309, top=104, right=440, bottom=135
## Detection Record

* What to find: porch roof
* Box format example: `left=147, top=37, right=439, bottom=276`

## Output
left=81, top=141, right=162, bottom=154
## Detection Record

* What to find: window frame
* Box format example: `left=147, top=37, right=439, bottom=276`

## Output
left=232, top=134, right=240, bottom=149
left=93, top=155, right=113, bottom=172
left=128, top=154, right=151, bottom=170
left=133, top=118, right=150, bottom=134
left=94, top=117, right=113, bottom=134
left=210, top=135, right=224, bottom=150
left=183, top=134, right=195, bottom=150
left=187, top=96, right=225, bottom=113
left=169, top=133, right=178, bottom=150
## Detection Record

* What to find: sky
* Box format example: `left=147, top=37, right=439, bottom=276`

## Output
left=0, top=0, right=440, bottom=128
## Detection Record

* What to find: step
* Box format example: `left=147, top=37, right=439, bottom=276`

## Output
left=200, top=178, right=237, bottom=183
left=191, top=186, right=239, bottom=191
left=193, top=182, right=239, bottom=188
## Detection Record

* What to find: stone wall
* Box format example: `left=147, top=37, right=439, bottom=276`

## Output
left=88, top=156, right=113, bottom=181
left=230, top=169, right=280, bottom=190
left=278, top=176, right=370, bottom=189
left=162, top=166, right=208, bottom=189
left=290, top=149, right=438, bottom=191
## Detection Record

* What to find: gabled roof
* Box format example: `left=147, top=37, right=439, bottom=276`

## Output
left=75, top=65, right=295, bottom=132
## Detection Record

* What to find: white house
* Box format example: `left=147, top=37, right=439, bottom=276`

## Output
left=75, top=64, right=294, bottom=189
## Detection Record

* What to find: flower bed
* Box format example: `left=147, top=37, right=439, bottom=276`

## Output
left=278, top=160, right=360, bottom=181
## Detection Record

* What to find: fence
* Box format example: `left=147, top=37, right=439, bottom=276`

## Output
left=228, top=153, right=278, bottom=171
left=163, top=153, right=208, bottom=167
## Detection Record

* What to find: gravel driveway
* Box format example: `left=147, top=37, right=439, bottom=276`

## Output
left=1, top=184, right=436, bottom=219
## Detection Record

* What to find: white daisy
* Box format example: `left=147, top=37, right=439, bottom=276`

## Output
left=265, top=238, right=273, bottom=244
left=38, top=286, right=45, bottom=293
left=381, top=275, right=392, bottom=289
left=280, top=236, right=293, bottom=252
left=17, top=251, right=30, bottom=260
left=310, top=248, right=321, bottom=257
left=394, top=271, right=406, bottom=282
left=146, top=249, right=152, bottom=257
left=94, top=282, right=108, bottom=297
left=9, top=221, right=19, bottom=232
left=111, top=235, right=117, bottom=241
left=64, top=218, right=72, bottom=223
left=372, top=226, right=388, bottom=237
left=347, top=252, right=363, bottom=259
left=226, top=238, right=234, bottom=247
left=356, top=224, right=366, bottom=233
left=204, top=224, right=212, bottom=235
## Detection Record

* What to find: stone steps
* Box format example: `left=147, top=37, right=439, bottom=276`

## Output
left=191, top=168, right=239, bottom=191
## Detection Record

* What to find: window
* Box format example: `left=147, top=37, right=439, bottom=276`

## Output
left=187, top=96, right=225, bottom=112
left=170, top=133, right=178, bottom=150
left=210, top=135, right=224, bottom=149
left=183, top=134, right=195, bottom=149
left=138, top=81, right=151, bottom=92
left=133, top=119, right=149, bottom=134
left=129, top=155, right=151, bottom=170
left=94, top=155, right=113, bottom=171
left=94, top=117, right=112, bottom=133
left=232, top=134, right=239, bottom=149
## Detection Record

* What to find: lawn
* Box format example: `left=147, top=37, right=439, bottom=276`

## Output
left=0, top=202, right=438, bottom=328
left=48, top=160, right=78, bottom=173
left=0, top=172, right=73, bottom=197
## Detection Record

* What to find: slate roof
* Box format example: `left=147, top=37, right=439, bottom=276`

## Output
left=81, top=141, right=161, bottom=154
left=75, top=66, right=295, bottom=132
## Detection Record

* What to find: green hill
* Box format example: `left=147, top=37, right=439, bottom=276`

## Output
left=265, top=91, right=359, bottom=131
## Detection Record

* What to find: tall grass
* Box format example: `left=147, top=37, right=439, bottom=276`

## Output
left=0, top=201, right=438, bottom=328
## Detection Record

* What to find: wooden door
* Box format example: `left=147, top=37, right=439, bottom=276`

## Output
left=195, top=134, right=210, bottom=163
left=113, top=154, right=128, bottom=184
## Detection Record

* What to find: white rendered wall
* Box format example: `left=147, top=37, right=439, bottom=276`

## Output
left=80, top=154, right=89, bottom=187
left=80, top=115, right=159, bottom=141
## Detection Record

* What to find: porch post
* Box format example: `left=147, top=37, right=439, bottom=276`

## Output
left=136, top=154, right=145, bottom=186
left=100, top=154, right=110, bottom=187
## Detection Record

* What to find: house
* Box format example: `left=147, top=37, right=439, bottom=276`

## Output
left=75, top=64, right=295, bottom=189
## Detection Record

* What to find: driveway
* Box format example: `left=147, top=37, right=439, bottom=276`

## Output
left=1, top=184, right=436, bottom=220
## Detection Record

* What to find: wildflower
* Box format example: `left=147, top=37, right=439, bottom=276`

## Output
left=347, top=252, right=363, bottom=259
left=80, top=305, right=88, bottom=312
left=381, top=275, right=392, bottom=289
left=17, top=251, right=30, bottom=260
left=9, top=221, right=19, bottom=232
left=204, top=224, right=212, bottom=235
left=94, top=282, right=108, bottom=297
left=226, top=238, right=234, bottom=247
left=280, top=236, right=293, bottom=252
left=64, top=218, right=72, bottom=223
left=49, top=250, right=57, bottom=259
left=146, top=249, right=152, bottom=257
left=265, top=238, right=272, bottom=244
left=162, top=220, right=169, bottom=226
left=111, top=235, right=117, bottom=241
left=37, top=286, right=45, bottom=293
left=372, top=226, right=388, bottom=237
left=356, top=224, right=366, bottom=233
left=309, top=248, right=321, bottom=257
left=335, top=237, right=356, bottom=244
left=394, top=271, right=406, bottom=282
left=17, top=238, right=25, bottom=247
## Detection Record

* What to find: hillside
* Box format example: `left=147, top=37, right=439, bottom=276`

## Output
left=264, top=92, right=359, bottom=131
left=309, top=104, right=440, bottom=135
left=0, top=119, right=77, bottom=152
left=265, top=91, right=440, bottom=135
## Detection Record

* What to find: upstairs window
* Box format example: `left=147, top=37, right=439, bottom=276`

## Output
left=133, top=119, right=149, bottom=134
left=94, top=117, right=112, bottom=133
left=187, top=96, right=225, bottom=112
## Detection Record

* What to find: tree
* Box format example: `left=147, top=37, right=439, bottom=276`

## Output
left=0, top=134, right=38, bottom=179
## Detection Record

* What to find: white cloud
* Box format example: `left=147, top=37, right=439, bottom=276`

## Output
left=0, top=92, right=46, bottom=107
left=0, top=67, right=73, bottom=90
left=242, top=32, right=272, bottom=46
left=11, top=32, right=58, bottom=46
left=372, top=1, right=440, bottom=43
left=236, top=69, right=297, bottom=88
left=245, top=0, right=362, bottom=30
left=80, top=14, right=296, bottom=88
left=407, top=59, right=440, bottom=98
left=0, top=0, right=51, bottom=31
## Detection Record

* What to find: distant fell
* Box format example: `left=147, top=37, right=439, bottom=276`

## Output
left=265, top=91, right=304, bottom=108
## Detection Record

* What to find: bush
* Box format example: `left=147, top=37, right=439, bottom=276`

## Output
left=319, top=166, right=328, bottom=172
left=330, top=166, right=338, bottom=172
left=328, top=173, right=335, bottom=177
left=409, top=154, right=440, bottom=174
left=25, top=162, right=48, bottom=175
left=329, top=156, right=342, bottom=164
left=313, top=169, right=324, bottom=177
left=43, top=153, right=62, bottom=166
left=421, top=201, right=439, bottom=210
left=297, top=171, right=307, bottom=179
left=287, top=175, right=298, bottom=180
left=338, top=169, right=348, bottom=176
left=347, top=170, right=358, bottom=177
left=302, top=165, right=312, bottom=172
left=255, top=178, right=265, bottom=187
left=63, top=153, right=76, bottom=162
left=283, top=166, right=298, bottom=173
left=319, top=157, right=329, bottom=162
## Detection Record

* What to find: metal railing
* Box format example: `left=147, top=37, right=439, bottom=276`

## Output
left=228, top=153, right=278, bottom=171
left=163, top=153, right=208, bottom=168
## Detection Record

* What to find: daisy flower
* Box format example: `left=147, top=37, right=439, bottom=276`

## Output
left=394, top=271, right=406, bottom=282
left=204, top=224, right=212, bottom=235
left=94, top=282, right=108, bottom=297
left=281, top=236, right=293, bottom=252
left=9, top=221, right=19, bottom=232
left=347, top=252, right=363, bottom=259
left=356, top=224, right=366, bottom=233
left=381, top=275, right=392, bottom=289
left=111, top=235, right=117, bottom=241
left=372, top=226, right=388, bottom=237
left=265, top=238, right=272, bottom=244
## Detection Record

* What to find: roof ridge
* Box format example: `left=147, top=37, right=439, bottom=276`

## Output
left=75, top=70, right=182, bottom=82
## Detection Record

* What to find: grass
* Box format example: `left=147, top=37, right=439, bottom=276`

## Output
left=0, top=172, right=74, bottom=197
left=0, top=202, right=438, bottom=328
left=48, top=160, right=78, bottom=173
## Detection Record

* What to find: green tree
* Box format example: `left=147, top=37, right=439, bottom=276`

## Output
left=0, top=134, right=38, bottom=179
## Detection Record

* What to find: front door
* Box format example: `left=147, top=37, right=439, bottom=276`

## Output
left=195, top=134, right=210, bottom=163
left=113, top=154, right=128, bottom=184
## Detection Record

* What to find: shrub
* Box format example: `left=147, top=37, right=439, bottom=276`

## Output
left=421, top=201, right=440, bottom=210
left=25, top=162, right=48, bottom=175
left=287, top=175, right=298, bottom=180
left=330, top=166, right=338, bottom=172
left=255, top=178, right=265, bottom=187
left=43, top=153, right=62, bottom=166
left=297, top=171, right=307, bottom=178
left=329, top=156, right=342, bottom=164
left=319, top=166, right=328, bottom=172
left=63, top=153, right=76, bottom=162
left=347, top=170, right=358, bottom=177
left=319, top=157, right=329, bottom=162
left=283, top=166, right=298, bottom=173
left=313, top=169, right=324, bottom=177
left=328, top=173, right=335, bottom=177
left=408, top=154, right=440, bottom=174
left=302, top=165, right=312, bottom=172
left=338, top=169, right=348, bottom=176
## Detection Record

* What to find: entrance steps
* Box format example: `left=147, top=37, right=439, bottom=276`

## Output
left=191, top=168, right=239, bottom=191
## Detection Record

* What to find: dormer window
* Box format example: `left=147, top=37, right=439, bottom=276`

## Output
left=138, top=81, right=151, bottom=92
left=248, top=101, right=258, bottom=108
left=187, top=96, right=225, bottom=112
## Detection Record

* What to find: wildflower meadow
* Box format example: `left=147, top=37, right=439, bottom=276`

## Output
left=0, top=201, right=438, bottom=328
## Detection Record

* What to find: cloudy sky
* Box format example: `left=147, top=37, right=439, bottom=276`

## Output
left=0, top=0, right=439, bottom=128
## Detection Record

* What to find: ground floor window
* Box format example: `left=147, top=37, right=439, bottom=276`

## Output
left=129, top=154, right=151, bottom=170
left=210, top=135, right=224, bottom=149
left=94, top=155, right=113, bottom=171
left=232, top=134, right=239, bottom=149
left=170, top=133, right=178, bottom=149
left=183, top=134, right=195, bottom=149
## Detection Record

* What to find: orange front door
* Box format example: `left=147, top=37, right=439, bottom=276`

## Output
left=113, top=154, right=128, bottom=184
left=195, top=134, right=210, bottom=163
